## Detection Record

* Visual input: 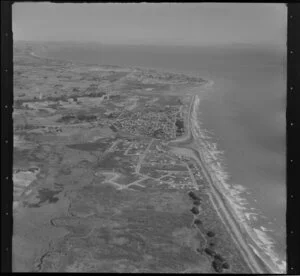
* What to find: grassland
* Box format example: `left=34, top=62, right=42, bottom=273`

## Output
left=13, top=41, right=251, bottom=273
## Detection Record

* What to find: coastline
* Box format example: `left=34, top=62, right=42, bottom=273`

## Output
left=29, top=50, right=206, bottom=85
left=170, top=95, right=263, bottom=273
left=26, top=49, right=284, bottom=273
left=170, top=92, right=285, bottom=274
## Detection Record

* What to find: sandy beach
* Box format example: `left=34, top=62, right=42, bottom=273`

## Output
left=169, top=86, right=283, bottom=273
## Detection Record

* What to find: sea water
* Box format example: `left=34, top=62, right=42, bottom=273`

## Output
left=42, top=43, right=286, bottom=272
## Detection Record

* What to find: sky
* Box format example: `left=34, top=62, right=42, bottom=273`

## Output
left=13, top=3, right=287, bottom=47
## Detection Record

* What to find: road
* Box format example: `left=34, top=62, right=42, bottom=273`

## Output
left=169, top=90, right=268, bottom=274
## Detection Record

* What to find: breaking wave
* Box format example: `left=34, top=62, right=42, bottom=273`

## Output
left=191, top=95, right=286, bottom=274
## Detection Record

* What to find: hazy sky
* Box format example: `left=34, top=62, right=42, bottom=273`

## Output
left=13, top=3, right=286, bottom=47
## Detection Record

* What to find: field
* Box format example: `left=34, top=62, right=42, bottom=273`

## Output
left=12, top=41, right=250, bottom=273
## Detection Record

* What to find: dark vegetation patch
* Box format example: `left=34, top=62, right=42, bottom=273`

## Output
left=59, top=166, right=72, bottom=175
left=15, top=95, right=75, bottom=105
left=212, top=259, right=223, bottom=273
left=77, top=114, right=97, bottom=122
left=85, top=83, right=100, bottom=93
left=222, top=262, right=230, bottom=269
left=206, top=231, right=216, bottom=238
left=27, top=167, right=39, bottom=173
left=27, top=188, right=61, bottom=208
left=109, top=94, right=121, bottom=100
left=67, top=142, right=107, bottom=152
left=97, top=153, right=137, bottom=175
left=209, top=242, right=215, bottom=248
left=194, top=194, right=252, bottom=272
left=193, top=199, right=201, bottom=206
left=13, top=148, right=32, bottom=164
left=188, top=191, right=200, bottom=201
left=57, top=113, right=97, bottom=123
left=56, top=114, right=76, bottom=123
left=47, top=102, right=61, bottom=109
left=175, top=119, right=184, bottom=136
left=206, top=251, right=229, bottom=273
left=193, top=219, right=202, bottom=226
left=204, top=248, right=216, bottom=257
left=14, top=124, right=39, bottom=131
left=214, top=253, right=225, bottom=263
left=77, top=159, right=94, bottom=168
left=54, top=182, right=64, bottom=189
left=153, top=128, right=166, bottom=139
left=107, top=112, right=119, bottom=119
left=190, top=206, right=200, bottom=215
left=110, top=124, right=118, bottom=132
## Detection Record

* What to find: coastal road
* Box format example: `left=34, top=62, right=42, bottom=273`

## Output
left=169, top=89, right=269, bottom=274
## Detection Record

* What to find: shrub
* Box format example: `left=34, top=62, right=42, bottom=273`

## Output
left=222, top=262, right=230, bottom=269
left=190, top=206, right=199, bottom=215
left=194, top=219, right=202, bottom=225
left=207, top=231, right=215, bottom=238
left=212, top=260, right=223, bottom=273
left=193, top=199, right=201, bottom=206
left=188, top=191, right=200, bottom=201
left=204, top=248, right=216, bottom=257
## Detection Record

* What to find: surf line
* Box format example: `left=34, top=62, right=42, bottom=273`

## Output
left=171, top=89, right=270, bottom=273
left=192, top=94, right=285, bottom=274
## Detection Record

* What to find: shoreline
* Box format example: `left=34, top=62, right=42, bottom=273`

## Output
left=170, top=92, right=285, bottom=274
left=29, top=50, right=207, bottom=84
left=170, top=95, right=264, bottom=273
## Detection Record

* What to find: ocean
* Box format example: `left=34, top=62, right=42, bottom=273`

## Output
left=42, top=43, right=286, bottom=272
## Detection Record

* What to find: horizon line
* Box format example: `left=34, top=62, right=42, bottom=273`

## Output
left=14, top=39, right=286, bottom=48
